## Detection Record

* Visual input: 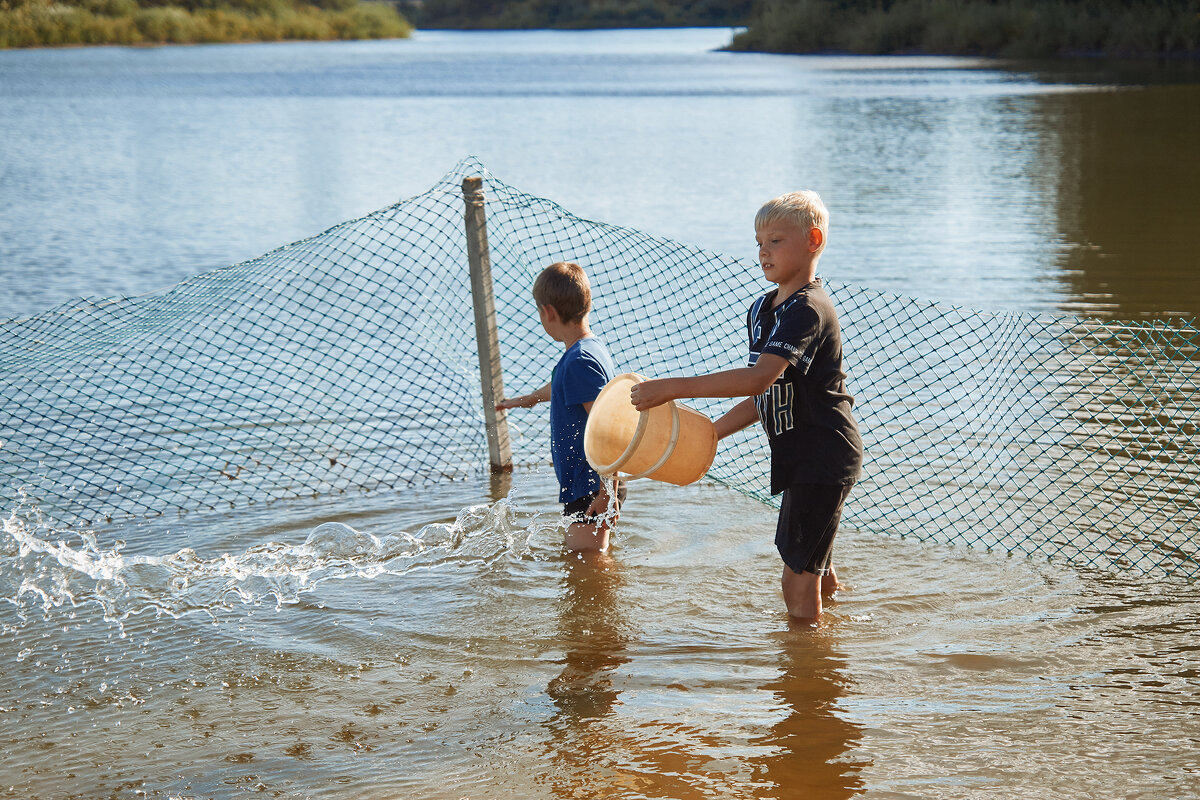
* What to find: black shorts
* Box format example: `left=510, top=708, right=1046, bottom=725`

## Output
left=562, top=483, right=627, bottom=526
left=775, top=482, right=853, bottom=576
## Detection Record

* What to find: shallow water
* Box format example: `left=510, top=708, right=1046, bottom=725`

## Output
left=3, top=471, right=1199, bottom=799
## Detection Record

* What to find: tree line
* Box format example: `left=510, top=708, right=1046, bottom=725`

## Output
left=1, top=0, right=749, bottom=47
left=6, top=0, right=1197, bottom=56
left=404, top=0, right=1198, bottom=58
left=728, top=0, right=1200, bottom=59
left=397, top=0, right=751, bottom=29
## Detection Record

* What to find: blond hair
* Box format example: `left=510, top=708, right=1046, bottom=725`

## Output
left=755, top=190, right=829, bottom=251
left=532, top=261, right=591, bottom=323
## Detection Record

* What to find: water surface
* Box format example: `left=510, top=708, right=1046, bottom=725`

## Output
left=4, top=472, right=1199, bottom=799
left=1, top=30, right=1198, bottom=319
left=1, top=29, right=1199, bottom=800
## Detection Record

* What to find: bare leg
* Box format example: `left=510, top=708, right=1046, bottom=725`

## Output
left=564, top=484, right=620, bottom=554
left=781, top=564, right=822, bottom=621
left=821, top=565, right=842, bottom=596
left=564, top=520, right=610, bottom=553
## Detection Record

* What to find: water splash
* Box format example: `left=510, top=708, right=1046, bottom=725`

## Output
left=1, top=488, right=559, bottom=624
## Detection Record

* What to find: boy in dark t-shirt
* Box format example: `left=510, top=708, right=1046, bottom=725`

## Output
left=496, top=261, right=624, bottom=553
left=631, top=191, right=862, bottom=621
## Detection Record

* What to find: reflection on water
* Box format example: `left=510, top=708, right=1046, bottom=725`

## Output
left=1036, top=79, right=1200, bottom=319
left=546, top=554, right=631, bottom=722
left=752, top=628, right=866, bottom=800
left=544, top=553, right=633, bottom=797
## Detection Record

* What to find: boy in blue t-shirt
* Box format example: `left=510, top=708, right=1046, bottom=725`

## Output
left=631, top=191, right=863, bottom=621
left=496, top=261, right=624, bottom=553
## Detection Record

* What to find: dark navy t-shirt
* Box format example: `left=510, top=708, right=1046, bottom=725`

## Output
left=748, top=278, right=863, bottom=494
left=550, top=336, right=617, bottom=503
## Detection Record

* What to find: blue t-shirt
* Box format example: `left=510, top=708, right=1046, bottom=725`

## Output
left=550, top=336, right=616, bottom=503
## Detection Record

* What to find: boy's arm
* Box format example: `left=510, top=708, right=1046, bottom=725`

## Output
left=714, top=398, right=760, bottom=440
left=495, top=382, right=551, bottom=410
left=629, top=354, right=790, bottom=411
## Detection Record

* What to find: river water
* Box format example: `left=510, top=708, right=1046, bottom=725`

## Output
left=1, top=28, right=1199, bottom=800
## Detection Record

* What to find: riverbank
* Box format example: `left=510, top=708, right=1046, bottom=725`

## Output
left=396, top=0, right=750, bottom=30
left=0, top=0, right=411, bottom=48
left=727, top=0, right=1200, bottom=59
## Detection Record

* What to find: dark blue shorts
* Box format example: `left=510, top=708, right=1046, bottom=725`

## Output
left=775, top=482, right=853, bottom=576
left=563, top=483, right=626, bottom=526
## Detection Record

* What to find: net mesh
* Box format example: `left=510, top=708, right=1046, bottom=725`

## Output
left=2, top=158, right=1197, bottom=576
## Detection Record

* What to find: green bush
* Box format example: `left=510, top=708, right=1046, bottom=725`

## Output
left=342, top=2, right=406, bottom=37
left=78, top=0, right=137, bottom=15
left=1, top=0, right=411, bottom=47
left=135, top=6, right=195, bottom=41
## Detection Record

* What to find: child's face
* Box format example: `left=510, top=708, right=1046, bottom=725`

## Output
left=756, top=220, right=814, bottom=287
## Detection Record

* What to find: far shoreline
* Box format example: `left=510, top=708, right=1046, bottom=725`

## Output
left=724, top=0, right=1200, bottom=62
left=6, top=22, right=1200, bottom=65
left=1, top=0, right=413, bottom=50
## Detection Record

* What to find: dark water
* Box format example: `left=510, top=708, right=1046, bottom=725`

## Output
left=1, top=29, right=1199, bottom=800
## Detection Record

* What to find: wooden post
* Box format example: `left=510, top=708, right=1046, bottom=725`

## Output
left=462, top=176, right=513, bottom=473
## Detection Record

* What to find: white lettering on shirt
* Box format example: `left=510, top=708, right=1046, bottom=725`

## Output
left=755, top=380, right=795, bottom=435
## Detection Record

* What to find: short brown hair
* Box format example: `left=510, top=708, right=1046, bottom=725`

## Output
left=533, top=261, right=591, bottom=323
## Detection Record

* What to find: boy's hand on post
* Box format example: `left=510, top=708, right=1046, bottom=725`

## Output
left=495, top=394, right=537, bottom=411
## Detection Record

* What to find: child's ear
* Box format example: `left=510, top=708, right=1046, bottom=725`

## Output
left=540, top=304, right=560, bottom=323
left=808, top=227, right=825, bottom=252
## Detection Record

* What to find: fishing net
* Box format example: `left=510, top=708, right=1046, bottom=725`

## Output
left=2, top=158, right=1197, bottom=576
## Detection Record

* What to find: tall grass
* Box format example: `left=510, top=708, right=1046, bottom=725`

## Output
left=0, top=0, right=411, bottom=48
left=727, top=0, right=1200, bottom=59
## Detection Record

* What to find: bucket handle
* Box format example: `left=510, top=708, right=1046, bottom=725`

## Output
left=600, top=400, right=681, bottom=481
